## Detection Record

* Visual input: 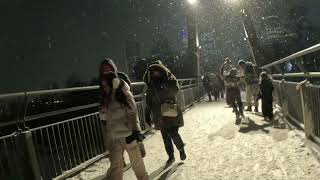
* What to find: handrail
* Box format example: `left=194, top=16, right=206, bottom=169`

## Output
left=261, top=43, right=320, bottom=69
left=0, top=82, right=147, bottom=99
left=272, top=72, right=320, bottom=78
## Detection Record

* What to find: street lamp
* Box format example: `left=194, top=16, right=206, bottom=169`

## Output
left=186, top=0, right=200, bottom=79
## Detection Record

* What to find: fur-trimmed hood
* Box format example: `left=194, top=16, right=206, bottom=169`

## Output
left=143, top=60, right=177, bottom=86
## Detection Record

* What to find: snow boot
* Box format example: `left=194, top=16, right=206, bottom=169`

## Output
left=179, top=149, right=187, bottom=161
left=166, top=157, right=175, bottom=165
left=235, top=114, right=242, bottom=125
left=245, top=106, right=252, bottom=112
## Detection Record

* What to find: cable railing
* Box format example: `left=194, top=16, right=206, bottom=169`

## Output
left=0, top=78, right=205, bottom=180
left=261, top=43, right=320, bottom=146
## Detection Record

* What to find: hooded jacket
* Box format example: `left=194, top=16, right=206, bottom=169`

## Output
left=99, top=78, right=141, bottom=141
left=143, top=60, right=183, bottom=130
left=99, top=58, right=131, bottom=86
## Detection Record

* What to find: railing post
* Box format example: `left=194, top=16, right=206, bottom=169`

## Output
left=299, top=82, right=317, bottom=139
left=177, top=90, right=186, bottom=112
left=279, top=79, right=288, bottom=116
left=14, top=130, right=42, bottom=180
left=299, top=84, right=311, bottom=138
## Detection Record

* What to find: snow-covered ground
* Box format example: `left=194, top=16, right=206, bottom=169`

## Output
left=69, top=99, right=320, bottom=180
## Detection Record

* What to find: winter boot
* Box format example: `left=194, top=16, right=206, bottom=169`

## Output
left=235, top=114, right=242, bottom=125
left=245, top=106, right=252, bottom=111
left=179, top=149, right=187, bottom=161
left=166, top=156, right=175, bottom=165
left=254, top=106, right=259, bottom=113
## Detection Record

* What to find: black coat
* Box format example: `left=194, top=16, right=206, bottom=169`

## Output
left=258, top=79, right=273, bottom=102
left=143, top=62, right=184, bottom=130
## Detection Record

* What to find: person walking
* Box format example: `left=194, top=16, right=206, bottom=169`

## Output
left=99, top=72, right=148, bottom=180
left=203, top=72, right=213, bottom=101
left=237, top=60, right=246, bottom=91
left=144, top=60, right=186, bottom=165
left=257, top=72, right=274, bottom=121
left=225, top=68, right=244, bottom=125
left=220, top=57, right=234, bottom=106
left=244, top=62, right=259, bottom=112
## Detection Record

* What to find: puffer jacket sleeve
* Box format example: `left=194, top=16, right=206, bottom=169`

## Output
left=125, top=91, right=141, bottom=132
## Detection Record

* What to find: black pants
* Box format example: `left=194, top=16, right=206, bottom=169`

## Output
left=160, top=127, right=184, bottom=158
left=262, top=100, right=273, bottom=119
left=228, top=88, right=243, bottom=116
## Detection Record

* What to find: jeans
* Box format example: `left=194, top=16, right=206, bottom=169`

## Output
left=160, top=126, right=185, bottom=158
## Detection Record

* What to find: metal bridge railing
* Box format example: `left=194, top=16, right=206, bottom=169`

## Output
left=262, top=43, right=320, bottom=146
left=0, top=78, right=205, bottom=180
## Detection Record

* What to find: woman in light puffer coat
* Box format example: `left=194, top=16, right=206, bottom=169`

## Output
left=99, top=72, right=148, bottom=180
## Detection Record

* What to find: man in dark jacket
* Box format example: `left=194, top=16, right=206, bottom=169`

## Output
left=144, top=60, right=186, bottom=164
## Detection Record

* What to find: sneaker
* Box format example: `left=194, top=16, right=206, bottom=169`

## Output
left=245, top=106, right=252, bottom=111
left=179, top=149, right=187, bottom=161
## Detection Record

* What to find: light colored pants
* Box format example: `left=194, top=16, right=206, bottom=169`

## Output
left=245, top=84, right=259, bottom=107
left=106, top=139, right=148, bottom=180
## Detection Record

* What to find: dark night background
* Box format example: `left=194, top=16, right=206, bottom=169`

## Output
left=1, top=0, right=320, bottom=93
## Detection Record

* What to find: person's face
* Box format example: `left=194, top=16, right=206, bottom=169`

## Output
left=151, top=71, right=161, bottom=79
left=101, top=64, right=113, bottom=74
left=101, top=80, right=111, bottom=94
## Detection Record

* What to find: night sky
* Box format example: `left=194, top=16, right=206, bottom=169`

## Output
left=1, top=0, right=319, bottom=93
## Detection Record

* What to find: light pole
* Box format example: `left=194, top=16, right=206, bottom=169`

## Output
left=186, top=0, right=200, bottom=79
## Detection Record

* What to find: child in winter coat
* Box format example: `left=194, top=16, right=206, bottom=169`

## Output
left=257, top=72, right=274, bottom=121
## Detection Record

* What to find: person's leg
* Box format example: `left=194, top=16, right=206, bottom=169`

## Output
left=160, top=129, right=175, bottom=161
left=262, top=100, right=267, bottom=117
left=266, top=100, right=273, bottom=120
left=230, top=92, right=239, bottom=117
left=106, top=140, right=125, bottom=180
left=245, top=85, right=252, bottom=111
left=207, top=89, right=212, bottom=101
left=252, top=84, right=259, bottom=112
left=125, top=140, right=148, bottom=180
left=167, top=127, right=186, bottom=160
left=236, top=94, right=244, bottom=116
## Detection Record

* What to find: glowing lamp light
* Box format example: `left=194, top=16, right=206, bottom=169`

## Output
left=187, top=0, right=198, bottom=5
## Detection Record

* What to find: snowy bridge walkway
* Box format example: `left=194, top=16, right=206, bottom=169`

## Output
left=70, top=98, right=320, bottom=180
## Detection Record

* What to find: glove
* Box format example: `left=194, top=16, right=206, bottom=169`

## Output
left=125, top=131, right=145, bottom=144
left=125, top=134, right=136, bottom=144
left=133, top=131, right=145, bottom=142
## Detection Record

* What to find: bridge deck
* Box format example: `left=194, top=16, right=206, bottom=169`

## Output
left=69, top=99, right=320, bottom=180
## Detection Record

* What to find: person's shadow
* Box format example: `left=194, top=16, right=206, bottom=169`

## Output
left=148, top=162, right=184, bottom=180
left=239, top=118, right=271, bottom=134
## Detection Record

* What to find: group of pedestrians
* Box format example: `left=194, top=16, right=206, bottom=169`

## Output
left=96, top=56, right=275, bottom=179
left=219, top=57, right=274, bottom=125
left=98, top=58, right=186, bottom=180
